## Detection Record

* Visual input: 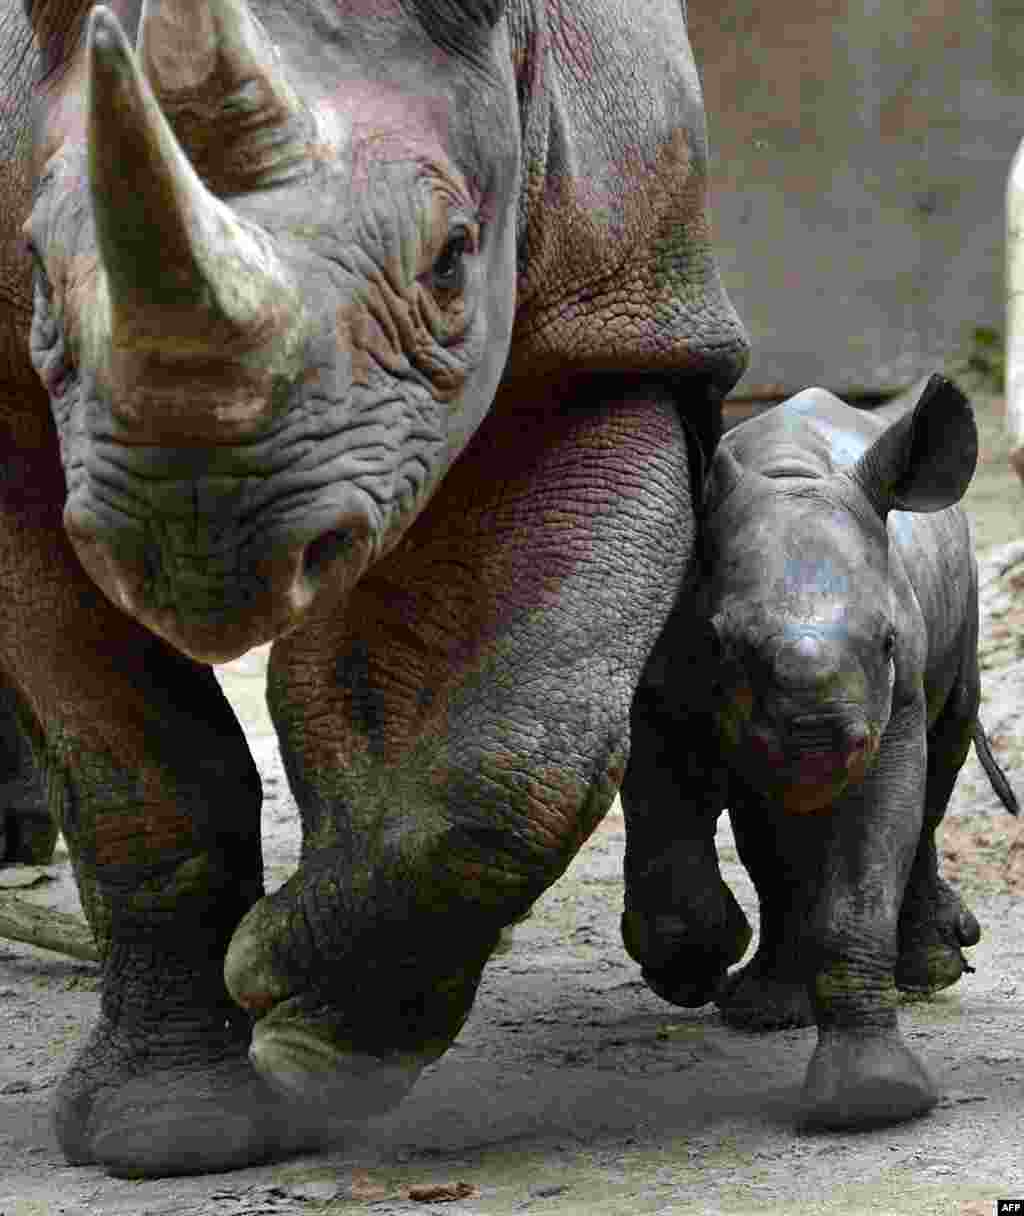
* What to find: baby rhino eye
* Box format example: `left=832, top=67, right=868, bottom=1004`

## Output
left=883, top=628, right=896, bottom=660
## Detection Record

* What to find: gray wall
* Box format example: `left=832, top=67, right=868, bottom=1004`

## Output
left=689, top=1, right=1024, bottom=398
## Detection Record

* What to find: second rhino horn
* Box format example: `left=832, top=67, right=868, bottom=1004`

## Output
left=137, top=0, right=312, bottom=195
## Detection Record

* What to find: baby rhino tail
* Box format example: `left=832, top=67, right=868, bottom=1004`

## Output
left=974, top=720, right=1020, bottom=815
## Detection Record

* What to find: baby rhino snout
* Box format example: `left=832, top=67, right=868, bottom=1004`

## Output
left=711, top=619, right=883, bottom=812
left=741, top=711, right=879, bottom=815
left=782, top=712, right=876, bottom=778
left=745, top=712, right=874, bottom=773
left=768, top=630, right=879, bottom=779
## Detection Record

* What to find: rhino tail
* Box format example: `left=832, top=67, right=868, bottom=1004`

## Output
left=972, top=720, right=1020, bottom=816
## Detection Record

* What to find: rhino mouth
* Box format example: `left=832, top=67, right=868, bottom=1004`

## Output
left=60, top=446, right=377, bottom=661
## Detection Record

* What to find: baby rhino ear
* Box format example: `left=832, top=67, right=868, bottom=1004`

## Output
left=851, top=374, right=978, bottom=516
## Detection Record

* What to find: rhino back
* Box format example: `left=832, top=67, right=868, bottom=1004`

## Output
left=505, top=0, right=748, bottom=392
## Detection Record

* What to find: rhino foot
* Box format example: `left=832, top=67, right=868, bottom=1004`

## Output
left=897, top=876, right=980, bottom=993
left=800, top=1029, right=938, bottom=1130
left=55, top=1020, right=333, bottom=1177
left=716, top=957, right=814, bottom=1030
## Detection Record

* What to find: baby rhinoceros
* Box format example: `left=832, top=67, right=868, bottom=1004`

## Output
left=621, top=374, right=1018, bottom=1132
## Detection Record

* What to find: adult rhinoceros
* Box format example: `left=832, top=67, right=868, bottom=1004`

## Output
left=5, top=0, right=748, bottom=1176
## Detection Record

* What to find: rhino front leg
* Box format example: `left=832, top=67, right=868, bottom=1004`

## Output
left=801, top=707, right=938, bottom=1128
left=0, top=675, right=56, bottom=865
left=620, top=687, right=750, bottom=1008
left=222, top=384, right=698, bottom=1113
left=23, top=646, right=325, bottom=1177
left=0, top=472, right=327, bottom=1176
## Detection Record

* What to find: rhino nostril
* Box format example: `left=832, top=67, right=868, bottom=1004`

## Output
left=302, top=528, right=354, bottom=583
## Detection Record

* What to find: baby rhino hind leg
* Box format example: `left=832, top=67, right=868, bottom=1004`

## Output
left=896, top=680, right=982, bottom=994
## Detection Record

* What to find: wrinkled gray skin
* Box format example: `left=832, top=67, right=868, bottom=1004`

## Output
left=1, top=0, right=749, bottom=1178
left=621, top=376, right=1015, bottom=1130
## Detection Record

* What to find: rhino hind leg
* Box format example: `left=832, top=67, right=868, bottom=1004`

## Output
left=0, top=678, right=57, bottom=866
left=896, top=680, right=981, bottom=993
left=620, top=688, right=751, bottom=1008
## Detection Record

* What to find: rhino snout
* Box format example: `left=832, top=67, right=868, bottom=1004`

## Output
left=63, top=492, right=373, bottom=663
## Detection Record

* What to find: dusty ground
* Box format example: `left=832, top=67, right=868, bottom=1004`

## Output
left=2, top=391, right=1024, bottom=1216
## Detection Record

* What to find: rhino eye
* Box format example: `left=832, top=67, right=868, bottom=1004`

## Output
left=883, top=628, right=896, bottom=659
left=431, top=227, right=470, bottom=294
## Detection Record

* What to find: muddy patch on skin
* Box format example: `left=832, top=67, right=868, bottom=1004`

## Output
left=0, top=391, right=1023, bottom=1213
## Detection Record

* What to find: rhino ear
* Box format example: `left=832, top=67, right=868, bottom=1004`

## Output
left=851, top=374, right=978, bottom=516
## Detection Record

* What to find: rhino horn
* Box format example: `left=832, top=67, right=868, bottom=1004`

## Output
left=87, top=6, right=303, bottom=367
left=136, top=0, right=312, bottom=194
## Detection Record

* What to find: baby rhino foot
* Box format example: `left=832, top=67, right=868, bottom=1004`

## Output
left=897, top=876, right=980, bottom=993
left=801, top=1029, right=938, bottom=1130
left=716, top=957, right=814, bottom=1030
left=55, top=1017, right=334, bottom=1177
left=622, top=879, right=752, bottom=1008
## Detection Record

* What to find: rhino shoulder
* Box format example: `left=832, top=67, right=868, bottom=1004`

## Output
left=504, top=0, right=747, bottom=392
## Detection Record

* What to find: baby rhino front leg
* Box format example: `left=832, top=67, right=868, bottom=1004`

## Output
left=715, top=802, right=820, bottom=1031
left=801, top=714, right=937, bottom=1129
